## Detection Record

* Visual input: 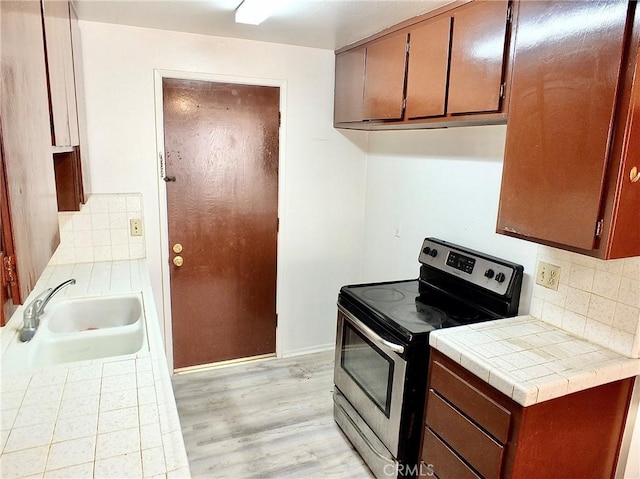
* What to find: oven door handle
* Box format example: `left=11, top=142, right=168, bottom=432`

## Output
left=340, top=306, right=405, bottom=355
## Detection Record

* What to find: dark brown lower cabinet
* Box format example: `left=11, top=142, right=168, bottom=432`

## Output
left=422, top=350, right=634, bottom=479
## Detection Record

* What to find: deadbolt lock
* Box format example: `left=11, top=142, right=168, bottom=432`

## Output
left=173, top=243, right=183, bottom=254
left=173, top=256, right=184, bottom=267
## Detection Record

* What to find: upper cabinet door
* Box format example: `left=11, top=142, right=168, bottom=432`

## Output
left=0, top=0, right=60, bottom=304
left=363, top=33, right=408, bottom=121
left=448, top=0, right=509, bottom=115
left=405, top=17, right=452, bottom=119
left=497, top=0, right=629, bottom=250
left=334, top=48, right=366, bottom=123
left=609, top=80, right=640, bottom=258
left=42, top=0, right=80, bottom=147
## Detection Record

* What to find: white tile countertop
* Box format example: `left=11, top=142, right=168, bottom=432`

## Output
left=0, top=260, right=191, bottom=479
left=430, top=315, right=640, bottom=407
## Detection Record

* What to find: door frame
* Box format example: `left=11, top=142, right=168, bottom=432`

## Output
left=153, top=69, right=287, bottom=371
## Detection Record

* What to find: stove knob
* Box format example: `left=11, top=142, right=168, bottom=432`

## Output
left=422, top=246, right=431, bottom=255
left=484, top=269, right=495, bottom=279
left=495, top=272, right=506, bottom=283
left=429, top=248, right=438, bottom=258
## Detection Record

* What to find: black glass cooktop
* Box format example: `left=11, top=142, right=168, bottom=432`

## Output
left=340, top=279, right=494, bottom=340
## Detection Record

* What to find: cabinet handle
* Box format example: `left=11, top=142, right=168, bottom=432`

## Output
left=630, top=166, right=640, bottom=183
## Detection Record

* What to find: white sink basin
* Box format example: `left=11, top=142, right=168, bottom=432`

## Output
left=47, top=294, right=142, bottom=333
left=2, top=293, right=148, bottom=371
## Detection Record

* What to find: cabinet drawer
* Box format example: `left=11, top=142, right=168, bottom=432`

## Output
left=431, top=359, right=511, bottom=443
left=422, top=428, right=481, bottom=479
left=426, top=390, right=503, bottom=479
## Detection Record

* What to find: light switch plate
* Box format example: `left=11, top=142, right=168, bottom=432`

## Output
left=535, top=261, right=561, bottom=290
left=130, top=219, right=143, bottom=237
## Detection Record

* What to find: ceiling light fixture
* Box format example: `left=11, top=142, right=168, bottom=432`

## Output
left=234, top=0, right=290, bottom=25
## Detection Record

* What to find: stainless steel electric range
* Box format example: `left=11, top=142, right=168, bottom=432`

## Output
left=333, top=237, right=524, bottom=479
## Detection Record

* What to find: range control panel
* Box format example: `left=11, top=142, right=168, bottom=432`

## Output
left=418, top=238, right=519, bottom=296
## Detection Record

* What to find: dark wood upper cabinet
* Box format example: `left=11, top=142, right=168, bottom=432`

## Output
left=0, top=0, right=61, bottom=313
left=334, top=47, right=366, bottom=124
left=53, top=148, right=84, bottom=211
left=607, top=50, right=640, bottom=259
left=42, top=0, right=80, bottom=147
left=42, top=0, right=85, bottom=211
left=334, top=33, right=408, bottom=124
left=448, top=0, right=509, bottom=114
left=497, top=0, right=639, bottom=258
left=334, top=0, right=513, bottom=129
left=362, top=32, right=408, bottom=121
left=405, top=17, right=452, bottom=119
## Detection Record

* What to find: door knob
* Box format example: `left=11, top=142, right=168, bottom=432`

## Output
left=173, top=243, right=183, bottom=254
left=630, top=166, right=640, bottom=183
left=173, top=256, right=184, bottom=267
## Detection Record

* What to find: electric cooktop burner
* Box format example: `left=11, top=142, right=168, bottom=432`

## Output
left=342, top=279, right=489, bottom=337
left=362, top=288, right=406, bottom=302
left=388, top=303, right=447, bottom=328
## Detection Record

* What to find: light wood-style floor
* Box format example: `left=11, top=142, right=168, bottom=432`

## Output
left=171, top=350, right=375, bottom=478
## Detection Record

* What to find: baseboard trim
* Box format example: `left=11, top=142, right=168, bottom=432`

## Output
left=281, top=343, right=335, bottom=358
left=173, top=352, right=276, bottom=374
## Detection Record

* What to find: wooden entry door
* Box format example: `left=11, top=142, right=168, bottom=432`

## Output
left=162, top=78, right=279, bottom=370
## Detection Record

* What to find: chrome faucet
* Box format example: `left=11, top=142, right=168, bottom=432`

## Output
left=19, top=278, right=76, bottom=342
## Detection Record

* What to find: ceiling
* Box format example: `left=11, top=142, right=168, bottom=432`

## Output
left=73, top=0, right=454, bottom=51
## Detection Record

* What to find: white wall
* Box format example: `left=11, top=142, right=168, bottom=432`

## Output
left=361, top=125, right=538, bottom=314
left=78, top=21, right=368, bottom=357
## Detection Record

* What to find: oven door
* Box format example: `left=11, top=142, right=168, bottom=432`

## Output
left=334, top=304, right=407, bottom=456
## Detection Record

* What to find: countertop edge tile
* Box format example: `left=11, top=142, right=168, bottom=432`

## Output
left=512, top=380, right=539, bottom=406
left=487, top=367, right=515, bottom=399
left=431, top=315, right=640, bottom=407
left=459, top=352, right=491, bottom=383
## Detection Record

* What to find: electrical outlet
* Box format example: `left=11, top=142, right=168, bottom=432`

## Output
left=536, top=261, right=561, bottom=290
left=130, top=219, right=143, bottom=237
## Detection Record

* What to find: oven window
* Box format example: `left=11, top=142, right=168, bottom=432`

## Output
left=341, top=323, right=395, bottom=418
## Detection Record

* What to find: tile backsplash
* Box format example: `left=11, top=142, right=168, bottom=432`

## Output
left=49, top=194, right=146, bottom=265
left=530, top=246, right=640, bottom=358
